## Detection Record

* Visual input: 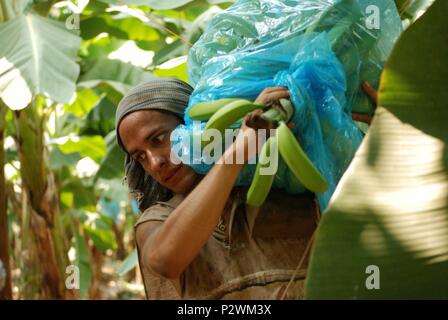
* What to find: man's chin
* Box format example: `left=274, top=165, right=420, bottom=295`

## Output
left=167, top=170, right=198, bottom=195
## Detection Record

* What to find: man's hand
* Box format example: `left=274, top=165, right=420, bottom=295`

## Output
left=351, top=81, right=379, bottom=125
left=254, top=86, right=290, bottom=106
left=362, top=81, right=378, bottom=105
left=224, top=87, right=291, bottom=164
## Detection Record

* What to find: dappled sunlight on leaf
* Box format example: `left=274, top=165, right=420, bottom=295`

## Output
left=0, top=15, right=81, bottom=110
left=0, top=58, right=32, bottom=110
left=108, top=40, right=155, bottom=67
left=306, top=0, right=448, bottom=299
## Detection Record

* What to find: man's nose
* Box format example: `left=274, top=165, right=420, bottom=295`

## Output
left=146, top=149, right=167, bottom=173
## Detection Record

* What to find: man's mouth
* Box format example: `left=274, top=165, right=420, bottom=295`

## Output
left=164, top=165, right=183, bottom=185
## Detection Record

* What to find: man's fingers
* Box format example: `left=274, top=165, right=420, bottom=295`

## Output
left=362, top=81, right=378, bottom=104
left=352, top=112, right=373, bottom=125
left=260, top=86, right=288, bottom=93
left=255, top=90, right=290, bottom=106
left=244, top=109, right=271, bottom=130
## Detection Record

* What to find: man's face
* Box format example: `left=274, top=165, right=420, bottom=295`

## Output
left=118, top=110, right=198, bottom=195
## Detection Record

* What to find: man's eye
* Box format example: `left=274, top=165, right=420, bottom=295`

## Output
left=154, top=133, right=166, bottom=143
left=136, top=153, right=146, bottom=162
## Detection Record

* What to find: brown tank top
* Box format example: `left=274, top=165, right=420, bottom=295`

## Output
left=134, top=187, right=318, bottom=300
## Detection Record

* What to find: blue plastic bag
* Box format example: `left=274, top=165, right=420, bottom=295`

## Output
left=173, top=0, right=402, bottom=211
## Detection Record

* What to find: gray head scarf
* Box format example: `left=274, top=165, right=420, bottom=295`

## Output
left=115, top=77, right=193, bottom=211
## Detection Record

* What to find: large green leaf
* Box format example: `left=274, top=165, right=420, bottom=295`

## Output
left=0, top=14, right=81, bottom=110
left=96, top=131, right=125, bottom=180
left=117, top=249, right=138, bottom=277
left=59, top=135, right=106, bottom=163
left=79, top=16, right=128, bottom=40
left=154, top=56, right=188, bottom=83
left=108, top=16, right=161, bottom=42
left=74, top=231, right=92, bottom=299
left=65, top=88, right=100, bottom=118
left=83, top=219, right=117, bottom=253
left=61, top=177, right=96, bottom=210
left=152, top=38, right=186, bottom=66
left=395, top=0, right=435, bottom=21
left=80, top=14, right=161, bottom=42
left=80, top=59, right=153, bottom=85
left=99, top=0, right=235, bottom=10
left=99, top=0, right=194, bottom=10
left=80, top=37, right=125, bottom=67
left=80, top=97, right=116, bottom=136
left=49, top=146, right=81, bottom=170
left=83, top=0, right=109, bottom=15
left=207, top=0, right=235, bottom=3
left=305, top=0, right=448, bottom=299
left=0, top=0, right=31, bottom=22
left=78, top=59, right=155, bottom=103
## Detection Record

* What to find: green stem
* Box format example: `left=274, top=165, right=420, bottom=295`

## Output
left=14, top=102, right=67, bottom=299
left=262, top=99, right=294, bottom=125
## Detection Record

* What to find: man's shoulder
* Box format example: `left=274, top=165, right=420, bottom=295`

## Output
left=163, top=193, right=185, bottom=208
left=135, top=194, right=184, bottom=228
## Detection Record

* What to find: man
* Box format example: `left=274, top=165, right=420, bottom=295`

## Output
left=115, top=77, right=322, bottom=299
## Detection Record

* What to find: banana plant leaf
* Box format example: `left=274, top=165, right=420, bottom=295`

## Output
left=74, top=231, right=92, bottom=299
left=78, top=59, right=154, bottom=104
left=394, top=0, right=435, bottom=20
left=98, top=0, right=195, bottom=10
left=305, top=0, right=448, bottom=299
left=117, top=249, right=138, bottom=277
left=0, top=14, right=81, bottom=110
left=59, top=135, right=106, bottom=164
left=96, top=131, right=125, bottom=180
left=154, top=57, right=188, bottom=83
left=0, top=0, right=31, bottom=22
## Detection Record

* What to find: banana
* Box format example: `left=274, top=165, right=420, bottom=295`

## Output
left=246, top=136, right=278, bottom=207
left=188, top=98, right=240, bottom=121
left=277, top=121, right=328, bottom=193
left=203, top=99, right=263, bottom=141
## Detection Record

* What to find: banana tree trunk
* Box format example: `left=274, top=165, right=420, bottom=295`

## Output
left=14, top=102, right=68, bottom=299
left=0, top=101, right=12, bottom=300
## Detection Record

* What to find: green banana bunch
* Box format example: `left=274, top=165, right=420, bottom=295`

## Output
left=188, top=97, right=328, bottom=207
left=189, top=98, right=264, bottom=147
left=188, top=98, right=240, bottom=121
left=189, top=98, right=293, bottom=124
left=246, top=135, right=277, bottom=207
left=204, top=99, right=263, bottom=136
